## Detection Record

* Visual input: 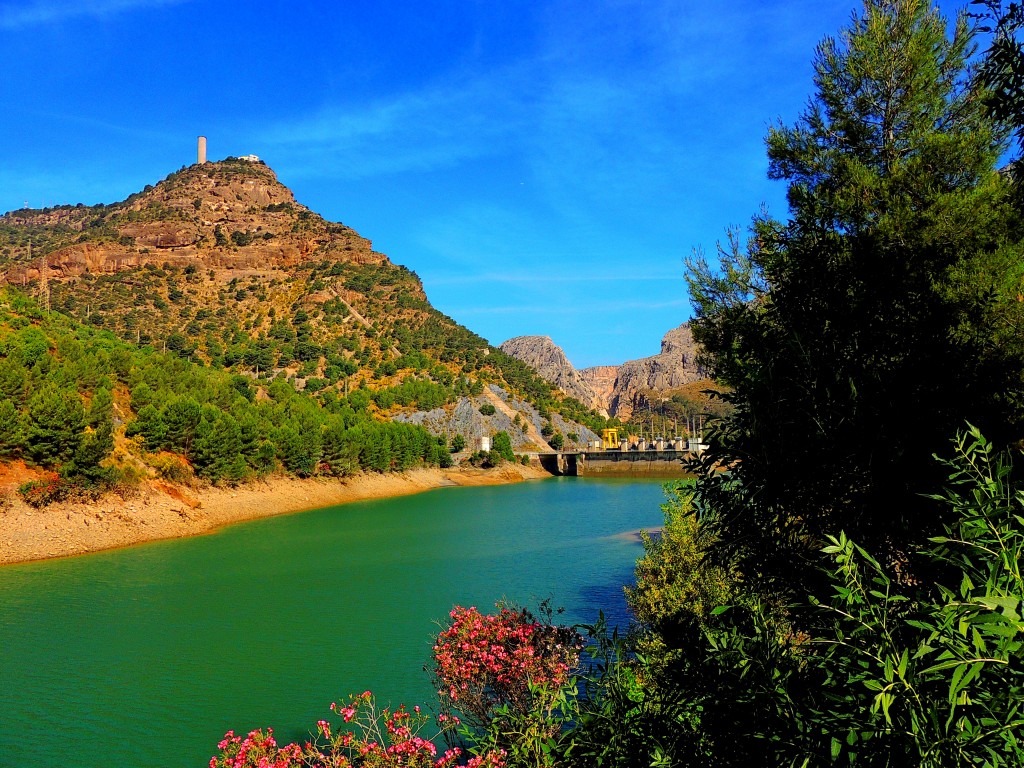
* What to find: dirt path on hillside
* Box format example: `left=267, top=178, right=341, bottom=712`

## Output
left=0, top=463, right=551, bottom=567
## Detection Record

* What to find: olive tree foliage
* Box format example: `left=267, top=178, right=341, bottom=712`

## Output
left=685, top=0, right=1024, bottom=593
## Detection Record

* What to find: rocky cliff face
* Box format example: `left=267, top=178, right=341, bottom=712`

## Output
left=499, top=335, right=605, bottom=412
left=501, top=324, right=706, bottom=420
left=607, top=324, right=704, bottom=419
left=578, top=366, right=618, bottom=411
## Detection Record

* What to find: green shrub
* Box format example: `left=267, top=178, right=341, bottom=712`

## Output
left=230, top=230, right=254, bottom=247
left=18, top=477, right=71, bottom=507
left=602, top=429, right=1024, bottom=767
left=150, top=454, right=194, bottom=485
left=492, top=431, right=515, bottom=462
left=626, top=482, right=734, bottom=669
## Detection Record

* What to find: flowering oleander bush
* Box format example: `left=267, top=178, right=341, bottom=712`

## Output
left=212, top=604, right=582, bottom=768
left=432, top=605, right=583, bottom=732
left=211, top=728, right=303, bottom=768
left=317, top=692, right=461, bottom=768
left=430, top=604, right=584, bottom=766
left=210, top=691, right=506, bottom=768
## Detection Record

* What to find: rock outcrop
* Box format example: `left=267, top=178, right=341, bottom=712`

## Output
left=578, top=366, right=618, bottom=412
left=499, top=335, right=605, bottom=412
left=395, top=386, right=598, bottom=451
left=605, top=324, right=704, bottom=419
left=501, top=324, right=706, bottom=420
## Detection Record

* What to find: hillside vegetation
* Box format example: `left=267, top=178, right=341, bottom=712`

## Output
left=0, top=289, right=459, bottom=503
left=0, top=160, right=607, bottom=500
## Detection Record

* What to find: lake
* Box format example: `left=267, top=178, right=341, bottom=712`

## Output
left=0, top=477, right=669, bottom=767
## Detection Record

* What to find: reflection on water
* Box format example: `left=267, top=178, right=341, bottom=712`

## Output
left=0, top=477, right=667, bottom=768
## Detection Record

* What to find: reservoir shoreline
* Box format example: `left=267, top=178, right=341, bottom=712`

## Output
left=0, top=463, right=551, bottom=567
left=0, top=475, right=667, bottom=768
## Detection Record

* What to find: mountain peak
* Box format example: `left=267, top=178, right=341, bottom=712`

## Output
left=0, top=161, right=607, bottom=455
left=503, top=324, right=707, bottom=419
left=0, top=159, right=384, bottom=284
left=499, top=335, right=604, bottom=412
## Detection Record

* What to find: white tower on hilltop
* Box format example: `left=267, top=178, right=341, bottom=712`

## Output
left=197, top=136, right=207, bottom=164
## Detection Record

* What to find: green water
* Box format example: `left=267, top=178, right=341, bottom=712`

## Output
left=0, top=477, right=667, bottom=767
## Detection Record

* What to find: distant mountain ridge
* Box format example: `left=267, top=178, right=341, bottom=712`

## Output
left=502, top=324, right=707, bottom=420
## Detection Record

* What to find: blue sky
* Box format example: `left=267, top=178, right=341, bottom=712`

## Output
left=0, top=0, right=969, bottom=367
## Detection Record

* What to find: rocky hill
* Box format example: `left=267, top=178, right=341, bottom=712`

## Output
left=0, top=158, right=606, bottom=452
left=395, top=385, right=598, bottom=452
left=501, top=323, right=712, bottom=421
left=1, top=158, right=381, bottom=283
left=498, top=335, right=604, bottom=414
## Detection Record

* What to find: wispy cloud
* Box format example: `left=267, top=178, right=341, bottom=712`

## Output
left=0, top=0, right=189, bottom=30
left=253, top=68, right=534, bottom=180
left=251, top=3, right=731, bottom=189
left=7, top=103, right=178, bottom=142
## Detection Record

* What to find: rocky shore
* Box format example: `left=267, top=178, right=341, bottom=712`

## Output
left=0, top=463, right=551, bottom=567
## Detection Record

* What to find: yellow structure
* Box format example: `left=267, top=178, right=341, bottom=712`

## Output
left=601, top=428, right=620, bottom=450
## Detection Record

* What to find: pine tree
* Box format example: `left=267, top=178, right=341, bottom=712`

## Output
left=492, top=431, right=515, bottom=462
left=321, top=420, right=359, bottom=476
left=253, top=439, right=277, bottom=475
left=0, top=361, right=28, bottom=405
left=25, top=385, right=85, bottom=466
left=69, top=422, right=115, bottom=485
left=687, top=0, right=1024, bottom=590
left=276, top=423, right=322, bottom=477
left=162, top=396, right=202, bottom=454
left=126, top=404, right=166, bottom=449
left=0, top=400, right=24, bottom=458
left=192, top=414, right=247, bottom=483
left=87, top=386, right=114, bottom=429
